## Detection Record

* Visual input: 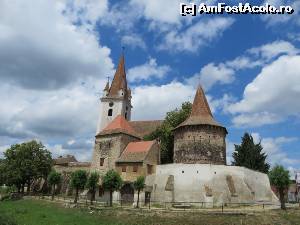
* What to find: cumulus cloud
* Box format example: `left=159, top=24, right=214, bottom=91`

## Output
left=131, top=82, right=195, bottom=120
left=0, top=81, right=102, bottom=139
left=228, top=55, right=300, bottom=127
left=129, top=0, right=192, bottom=26
left=247, top=40, right=299, bottom=61
left=194, top=63, right=235, bottom=90
left=158, top=17, right=235, bottom=53
left=186, top=40, right=299, bottom=91
left=261, top=0, right=300, bottom=27
left=99, top=0, right=231, bottom=53
left=64, top=0, right=108, bottom=27
left=0, top=79, right=102, bottom=161
left=0, top=0, right=113, bottom=90
left=128, top=58, right=170, bottom=82
left=0, top=0, right=114, bottom=161
left=252, top=133, right=299, bottom=166
left=121, top=34, right=147, bottom=50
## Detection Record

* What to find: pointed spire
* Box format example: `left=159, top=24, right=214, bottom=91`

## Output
left=107, top=53, right=128, bottom=97
left=175, top=85, right=226, bottom=130
left=190, top=85, right=213, bottom=117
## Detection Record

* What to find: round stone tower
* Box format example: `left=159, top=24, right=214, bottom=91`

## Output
left=173, top=85, right=227, bottom=165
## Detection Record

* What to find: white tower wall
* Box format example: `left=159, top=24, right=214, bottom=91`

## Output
left=96, top=96, right=132, bottom=134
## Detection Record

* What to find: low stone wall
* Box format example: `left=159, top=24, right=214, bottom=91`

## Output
left=145, top=164, right=278, bottom=207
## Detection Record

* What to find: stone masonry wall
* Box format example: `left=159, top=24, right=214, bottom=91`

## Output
left=173, top=125, right=226, bottom=165
left=91, top=133, right=139, bottom=174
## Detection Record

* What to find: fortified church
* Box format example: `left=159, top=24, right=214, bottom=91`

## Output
left=54, top=54, right=277, bottom=206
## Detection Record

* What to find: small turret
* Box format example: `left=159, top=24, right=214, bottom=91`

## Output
left=103, top=80, right=110, bottom=97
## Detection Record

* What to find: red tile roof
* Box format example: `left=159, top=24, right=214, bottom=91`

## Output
left=97, top=115, right=139, bottom=138
left=124, top=141, right=154, bottom=154
left=117, top=141, right=155, bottom=162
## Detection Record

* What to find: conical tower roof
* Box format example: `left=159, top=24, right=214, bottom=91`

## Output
left=107, top=54, right=128, bottom=97
left=175, top=85, right=226, bottom=131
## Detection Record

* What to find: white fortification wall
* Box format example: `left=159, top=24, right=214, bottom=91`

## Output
left=145, top=164, right=278, bottom=206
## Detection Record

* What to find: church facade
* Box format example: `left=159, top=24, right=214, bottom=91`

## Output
left=54, top=53, right=277, bottom=206
left=91, top=54, right=162, bottom=183
left=90, top=53, right=231, bottom=178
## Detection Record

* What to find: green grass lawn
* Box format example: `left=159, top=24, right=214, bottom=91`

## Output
left=0, top=199, right=300, bottom=225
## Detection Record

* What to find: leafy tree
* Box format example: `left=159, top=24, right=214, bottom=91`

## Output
left=86, top=172, right=99, bottom=205
left=102, top=170, right=123, bottom=207
left=47, top=170, right=62, bottom=200
left=232, top=133, right=270, bottom=173
left=269, top=165, right=290, bottom=210
left=3, top=140, right=52, bottom=193
left=0, top=159, right=5, bottom=186
left=70, top=170, right=88, bottom=203
left=144, top=102, right=192, bottom=164
left=133, top=176, right=145, bottom=208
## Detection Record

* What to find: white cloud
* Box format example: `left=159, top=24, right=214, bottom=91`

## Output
left=0, top=145, right=10, bottom=158
left=186, top=40, right=299, bottom=91
left=129, top=0, right=190, bottom=25
left=131, top=82, right=195, bottom=120
left=64, top=0, right=108, bottom=27
left=46, top=142, right=92, bottom=162
left=226, top=140, right=235, bottom=164
left=251, top=133, right=299, bottom=166
left=225, top=56, right=262, bottom=70
left=0, top=0, right=113, bottom=89
left=121, top=34, right=147, bottom=50
left=228, top=55, right=300, bottom=127
left=159, top=17, right=234, bottom=52
left=247, top=40, right=299, bottom=61
left=0, top=80, right=102, bottom=139
left=261, top=0, right=300, bottom=27
left=128, top=58, right=170, bottom=82
left=190, top=63, right=235, bottom=90
left=0, top=0, right=116, bottom=161
left=99, top=1, right=231, bottom=53
left=231, top=112, right=283, bottom=127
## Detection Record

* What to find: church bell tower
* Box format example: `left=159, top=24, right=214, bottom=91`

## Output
left=96, top=53, right=132, bottom=133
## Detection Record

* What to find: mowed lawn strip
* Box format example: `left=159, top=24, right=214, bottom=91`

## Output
left=0, top=199, right=300, bottom=225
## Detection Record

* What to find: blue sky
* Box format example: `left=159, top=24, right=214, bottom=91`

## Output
left=0, top=0, right=299, bottom=176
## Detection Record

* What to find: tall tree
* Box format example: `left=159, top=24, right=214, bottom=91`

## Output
left=232, top=133, right=270, bottom=173
left=70, top=170, right=88, bottom=204
left=133, top=176, right=145, bottom=208
left=144, top=102, right=192, bottom=164
left=47, top=170, right=62, bottom=200
left=86, top=172, right=100, bottom=205
left=102, top=170, right=123, bottom=207
left=269, top=165, right=290, bottom=210
left=3, top=140, right=52, bottom=192
left=0, top=159, right=5, bottom=186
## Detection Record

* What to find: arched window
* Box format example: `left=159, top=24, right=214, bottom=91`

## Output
left=108, top=109, right=113, bottom=116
